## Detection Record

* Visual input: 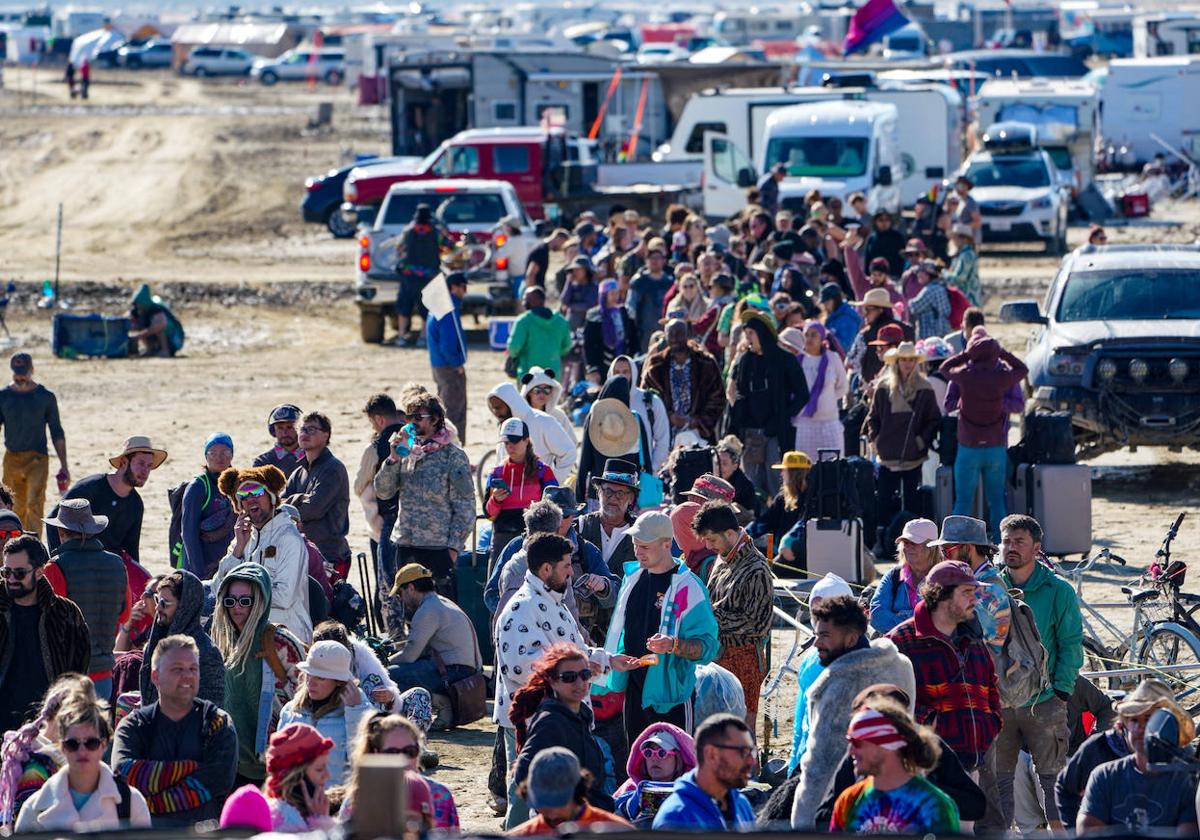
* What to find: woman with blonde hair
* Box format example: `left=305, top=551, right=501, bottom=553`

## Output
left=261, top=723, right=336, bottom=832
left=340, top=713, right=442, bottom=832
left=750, top=452, right=812, bottom=563
left=664, top=273, right=709, bottom=324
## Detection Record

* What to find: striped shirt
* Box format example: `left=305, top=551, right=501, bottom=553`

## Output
left=706, top=532, right=773, bottom=648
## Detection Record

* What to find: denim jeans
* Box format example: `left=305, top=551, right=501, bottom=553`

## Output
left=953, top=444, right=1007, bottom=539
left=503, top=726, right=531, bottom=829
left=388, top=657, right=476, bottom=696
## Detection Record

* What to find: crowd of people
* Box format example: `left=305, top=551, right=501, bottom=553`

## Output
left=0, top=184, right=1178, bottom=839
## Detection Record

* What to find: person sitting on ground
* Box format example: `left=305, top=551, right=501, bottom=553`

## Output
left=128, top=284, right=183, bottom=358
left=15, top=696, right=152, bottom=831
left=507, top=747, right=632, bottom=836
left=869, top=518, right=939, bottom=634
left=279, top=641, right=372, bottom=788
left=614, top=723, right=696, bottom=827
left=829, top=700, right=961, bottom=834
left=137, top=570, right=225, bottom=708
left=339, top=713, right=437, bottom=833
left=386, top=563, right=482, bottom=697
left=113, top=635, right=238, bottom=827
left=653, top=713, right=757, bottom=830
left=261, top=723, right=337, bottom=832
left=311, top=620, right=401, bottom=712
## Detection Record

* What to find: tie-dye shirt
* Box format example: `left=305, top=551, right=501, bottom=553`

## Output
left=831, top=775, right=960, bottom=835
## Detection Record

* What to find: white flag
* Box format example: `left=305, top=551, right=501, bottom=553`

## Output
left=421, top=273, right=454, bottom=320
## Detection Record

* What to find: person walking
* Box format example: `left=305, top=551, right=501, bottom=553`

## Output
left=0, top=353, right=68, bottom=530
left=178, top=433, right=235, bottom=578
left=393, top=204, right=441, bottom=347
left=427, top=272, right=469, bottom=442
left=79, top=58, right=90, bottom=100
left=283, top=412, right=351, bottom=578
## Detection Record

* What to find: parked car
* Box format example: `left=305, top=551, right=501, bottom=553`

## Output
left=181, top=46, right=255, bottom=77
left=302, top=157, right=405, bottom=237
left=959, top=134, right=1069, bottom=254
left=251, top=49, right=345, bottom=85
left=1001, top=244, right=1200, bottom=459
left=118, top=39, right=173, bottom=69
left=354, top=180, right=536, bottom=342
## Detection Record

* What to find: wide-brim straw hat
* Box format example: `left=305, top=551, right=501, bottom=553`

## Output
left=109, top=435, right=168, bottom=469
left=587, top=399, right=641, bottom=457
left=884, top=341, right=927, bottom=364
left=853, top=288, right=895, bottom=310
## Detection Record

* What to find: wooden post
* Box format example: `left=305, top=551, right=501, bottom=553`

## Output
left=352, top=755, right=410, bottom=840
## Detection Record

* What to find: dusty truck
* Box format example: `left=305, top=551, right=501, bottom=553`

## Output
left=354, top=179, right=536, bottom=343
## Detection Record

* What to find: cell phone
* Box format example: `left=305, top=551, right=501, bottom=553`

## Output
left=488, top=476, right=510, bottom=492
left=303, top=776, right=319, bottom=798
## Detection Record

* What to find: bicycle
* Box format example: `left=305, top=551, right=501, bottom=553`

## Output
left=1055, top=513, right=1200, bottom=711
left=474, top=446, right=497, bottom=508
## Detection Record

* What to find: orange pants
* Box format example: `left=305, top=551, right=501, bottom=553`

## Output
left=3, top=450, right=49, bottom=531
left=717, top=642, right=765, bottom=727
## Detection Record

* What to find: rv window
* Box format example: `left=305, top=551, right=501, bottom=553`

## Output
left=685, top=122, right=728, bottom=154
left=493, top=145, right=532, bottom=174
left=494, top=101, right=517, bottom=121
left=765, top=136, right=868, bottom=178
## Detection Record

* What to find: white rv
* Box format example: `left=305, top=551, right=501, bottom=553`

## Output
left=1102, top=57, right=1200, bottom=164
left=1132, top=13, right=1200, bottom=57
left=659, top=83, right=961, bottom=206
left=974, top=78, right=1100, bottom=192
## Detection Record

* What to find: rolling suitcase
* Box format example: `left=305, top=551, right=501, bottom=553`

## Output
left=1011, top=464, right=1092, bottom=555
left=931, top=465, right=987, bottom=525
left=805, top=518, right=865, bottom=583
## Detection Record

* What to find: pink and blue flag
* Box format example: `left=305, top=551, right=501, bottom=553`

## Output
left=842, top=0, right=910, bottom=55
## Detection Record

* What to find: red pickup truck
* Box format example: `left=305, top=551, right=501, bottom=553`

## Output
left=343, top=126, right=697, bottom=224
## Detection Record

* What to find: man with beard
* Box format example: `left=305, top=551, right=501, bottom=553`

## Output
left=654, top=714, right=757, bottom=830
left=283, top=411, right=351, bottom=579
left=212, top=465, right=312, bottom=643
left=0, top=352, right=69, bottom=530
left=929, top=515, right=1010, bottom=656
left=0, top=534, right=89, bottom=731
left=640, top=319, right=725, bottom=445
left=388, top=563, right=481, bottom=695
left=888, top=561, right=1002, bottom=775
left=47, top=435, right=167, bottom=562
left=43, top=499, right=127, bottom=701
left=790, top=595, right=915, bottom=830
left=137, top=570, right=225, bottom=707
left=253, top=404, right=304, bottom=478
left=112, top=636, right=238, bottom=827
left=577, top=460, right=639, bottom=576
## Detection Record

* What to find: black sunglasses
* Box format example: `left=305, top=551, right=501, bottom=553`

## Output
left=554, top=668, right=593, bottom=684
left=0, top=567, right=30, bottom=580
left=223, top=595, right=254, bottom=608
left=380, top=745, right=422, bottom=759
left=63, top=737, right=104, bottom=752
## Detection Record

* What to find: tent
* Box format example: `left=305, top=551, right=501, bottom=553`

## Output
left=68, top=27, right=124, bottom=64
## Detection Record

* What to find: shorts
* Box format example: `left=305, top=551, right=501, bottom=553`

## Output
left=396, top=277, right=427, bottom=319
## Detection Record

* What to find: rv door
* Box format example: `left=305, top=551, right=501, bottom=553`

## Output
left=703, top=133, right=756, bottom=221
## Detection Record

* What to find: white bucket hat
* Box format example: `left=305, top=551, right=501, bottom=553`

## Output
left=297, top=640, right=355, bottom=683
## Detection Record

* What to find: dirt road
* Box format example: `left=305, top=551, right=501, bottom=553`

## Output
left=5, top=66, right=1200, bottom=832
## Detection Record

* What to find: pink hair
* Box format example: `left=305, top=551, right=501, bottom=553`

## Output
left=0, top=686, right=75, bottom=826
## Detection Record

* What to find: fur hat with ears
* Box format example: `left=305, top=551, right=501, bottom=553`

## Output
left=218, top=465, right=287, bottom=508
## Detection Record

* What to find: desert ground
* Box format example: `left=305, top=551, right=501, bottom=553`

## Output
left=4, top=65, right=1200, bottom=831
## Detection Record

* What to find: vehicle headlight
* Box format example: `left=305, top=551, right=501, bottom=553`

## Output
left=1129, top=358, right=1149, bottom=383
left=1097, top=358, right=1118, bottom=384
left=1169, top=358, right=1189, bottom=383
left=1030, top=195, right=1052, bottom=209
left=1049, top=352, right=1085, bottom=377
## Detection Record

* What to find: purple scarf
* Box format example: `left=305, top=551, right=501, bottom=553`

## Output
left=599, top=280, right=625, bottom=353
left=799, top=320, right=831, bottom=418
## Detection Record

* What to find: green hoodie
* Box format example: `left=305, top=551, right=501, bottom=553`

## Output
left=1001, top=561, right=1083, bottom=706
left=507, top=308, right=572, bottom=380
left=219, top=563, right=278, bottom=779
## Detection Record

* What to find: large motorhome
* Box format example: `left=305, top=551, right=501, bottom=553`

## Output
left=1132, top=12, right=1200, bottom=57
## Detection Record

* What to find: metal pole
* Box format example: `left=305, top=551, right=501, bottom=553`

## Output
left=1081, top=662, right=1200, bottom=679
left=53, top=203, right=62, bottom=303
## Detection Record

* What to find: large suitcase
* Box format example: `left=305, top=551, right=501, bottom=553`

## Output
left=805, top=518, right=865, bottom=583
left=930, top=465, right=988, bottom=525
left=1010, top=463, right=1092, bottom=555
left=52, top=313, right=130, bottom=359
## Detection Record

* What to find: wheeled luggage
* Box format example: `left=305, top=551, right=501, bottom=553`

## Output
left=1010, top=463, right=1092, bottom=555
left=805, top=518, right=866, bottom=583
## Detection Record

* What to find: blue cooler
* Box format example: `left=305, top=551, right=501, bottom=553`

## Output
left=488, top=317, right=515, bottom=351
left=52, top=313, right=130, bottom=359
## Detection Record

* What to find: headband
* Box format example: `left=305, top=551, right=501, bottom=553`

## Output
left=847, top=708, right=906, bottom=751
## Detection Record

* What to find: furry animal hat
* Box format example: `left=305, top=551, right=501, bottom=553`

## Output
left=218, top=465, right=287, bottom=508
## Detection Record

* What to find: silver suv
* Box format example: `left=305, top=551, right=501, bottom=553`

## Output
left=1002, top=244, right=1200, bottom=458
left=251, top=48, right=345, bottom=85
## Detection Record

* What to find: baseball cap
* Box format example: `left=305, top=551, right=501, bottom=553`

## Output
left=391, top=563, right=433, bottom=595
left=897, top=518, right=939, bottom=546
left=643, top=730, right=681, bottom=753
left=627, top=510, right=673, bottom=543
left=500, top=417, right=529, bottom=443
left=868, top=324, right=906, bottom=347
left=9, top=353, right=31, bottom=374
left=924, top=560, right=979, bottom=589
left=818, top=282, right=842, bottom=303
left=526, top=747, right=581, bottom=810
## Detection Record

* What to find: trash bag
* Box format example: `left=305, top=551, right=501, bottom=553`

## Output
left=694, top=662, right=746, bottom=724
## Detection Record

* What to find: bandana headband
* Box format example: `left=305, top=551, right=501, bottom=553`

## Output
left=847, top=708, right=906, bottom=751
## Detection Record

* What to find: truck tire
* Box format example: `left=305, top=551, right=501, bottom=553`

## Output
left=326, top=205, right=355, bottom=238
left=260, top=70, right=278, bottom=86
left=360, top=308, right=385, bottom=343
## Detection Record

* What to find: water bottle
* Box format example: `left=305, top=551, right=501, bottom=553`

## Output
left=393, top=423, right=416, bottom=458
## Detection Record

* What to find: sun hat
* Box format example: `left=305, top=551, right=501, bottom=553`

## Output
left=526, top=747, right=582, bottom=810
left=627, top=510, right=674, bottom=543
left=928, top=515, right=994, bottom=549
left=810, top=572, right=853, bottom=602
left=1114, top=679, right=1175, bottom=718
left=297, top=639, right=355, bottom=683
left=204, top=432, right=234, bottom=456
left=594, top=458, right=641, bottom=490
left=777, top=326, right=806, bottom=354
left=771, top=451, right=813, bottom=471
left=43, top=498, right=108, bottom=535
left=587, top=399, right=640, bottom=457
left=390, top=563, right=433, bottom=596
left=884, top=341, right=927, bottom=364
left=868, top=323, right=906, bottom=347
left=924, top=560, right=979, bottom=589
left=109, top=435, right=168, bottom=469
left=856, top=288, right=896, bottom=310
left=916, top=337, right=952, bottom=361
left=751, top=255, right=778, bottom=274
left=500, top=417, right=529, bottom=443
left=897, top=518, right=939, bottom=546
left=683, top=474, right=735, bottom=503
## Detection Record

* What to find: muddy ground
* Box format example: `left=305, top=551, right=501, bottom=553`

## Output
left=4, top=65, right=1200, bottom=831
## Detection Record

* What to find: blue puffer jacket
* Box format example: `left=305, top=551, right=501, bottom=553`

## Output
left=652, top=769, right=755, bottom=830
left=869, top=566, right=917, bottom=634
left=278, top=695, right=372, bottom=787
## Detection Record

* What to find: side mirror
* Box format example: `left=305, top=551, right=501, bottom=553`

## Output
left=999, top=300, right=1048, bottom=325
left=877, top=165, right=893, bottom=186
left=736, top=167, right=755, bottom=188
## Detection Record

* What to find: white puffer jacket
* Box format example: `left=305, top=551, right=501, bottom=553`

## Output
left=488, top=382, right=577, bottom=480
left=520, top=366, right=577, bottom=446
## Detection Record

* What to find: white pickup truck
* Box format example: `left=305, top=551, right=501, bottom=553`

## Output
left=354, top=180, right=536, bottom=343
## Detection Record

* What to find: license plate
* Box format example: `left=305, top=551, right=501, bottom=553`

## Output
left=989, top=220, right=1011, bottom=232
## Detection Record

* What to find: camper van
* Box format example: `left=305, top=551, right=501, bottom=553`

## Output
left=659, top=83, right=961, bottom=206
left=1102, top=57, right=1200, bottom=164
left=711, top=9, right=843, bottom=45
left=700, top=100, right=901, bottom=220
left=974, top=78, right=1100, bottom=193
left=1132, top=13, right=1200, bottom=57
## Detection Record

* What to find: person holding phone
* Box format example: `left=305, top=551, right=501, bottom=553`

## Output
left=261, top=723, right=336, bottom=832
left=483, top=418, right=558, bottom=566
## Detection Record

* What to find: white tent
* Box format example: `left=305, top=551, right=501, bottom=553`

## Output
left=68, top=27, right=124, bottom=64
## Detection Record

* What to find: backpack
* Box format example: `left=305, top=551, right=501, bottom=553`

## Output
left=946, top=285, right=971, bottom=330
left=995, top=593, right=1051, bottom=709
left=167, top=473, right=211, bottom=569
left=114, top=775, right=131, bottom=822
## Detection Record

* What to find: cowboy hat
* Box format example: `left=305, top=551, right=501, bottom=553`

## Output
left=884, top=342, right=927, bottom=364
left=854, top=288, right=895, bottom=310
left=928, top=515, right=995, bottom=549
left=593, top=458, right=640, bottom=490
left=109, top=435, right=168, bottom=470
left=750, top=255, right=777, bottom=274
left=587, top=399, right=641, bottom=457
left=43, top=498, right=108, bottom=535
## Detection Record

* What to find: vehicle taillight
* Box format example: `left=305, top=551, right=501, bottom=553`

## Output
left=495, top=257, right=509, bottom=271
left=305, top=177, right=322, bottom=192
left=344, top=181, right=358, bottom=203
left=434, top=185, right=459, bottom=192
left=358, top=235, right=370, bottom=248
left=494, top=233, right=508, bottom=248
left=359, top=252, right=370, bottom=272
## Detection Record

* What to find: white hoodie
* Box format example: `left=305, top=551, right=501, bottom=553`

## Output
left=488, top=382, right=577, bottom=479
left=520, top=366, right=577, bottom=446
left=607, top=355, right=670, bottom=472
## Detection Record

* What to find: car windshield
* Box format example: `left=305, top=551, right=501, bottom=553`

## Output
left=764, top=136, right=868, bottom=178
left=1057, top=268, right=1200, bottom=322
left=382, top=192, right=508, bottom=226
left=964, top=157, right=1050, bottom=188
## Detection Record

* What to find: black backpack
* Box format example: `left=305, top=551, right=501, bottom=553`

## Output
left=167, top=473, right=211, bottom=569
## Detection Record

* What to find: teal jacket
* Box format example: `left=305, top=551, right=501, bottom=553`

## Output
left=603, top=561, right=719, bottom=712
left=1001, top=561, right=1083, bottom=705
left=507, top=308, right=572, bottom=380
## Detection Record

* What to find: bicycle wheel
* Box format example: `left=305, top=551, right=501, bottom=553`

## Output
left=475, top=447, right=497, bottom=508
left=1137, top=623, right=1200, bottom=713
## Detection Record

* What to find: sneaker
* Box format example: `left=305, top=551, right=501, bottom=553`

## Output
left=388, top=335, right=411, bottom=348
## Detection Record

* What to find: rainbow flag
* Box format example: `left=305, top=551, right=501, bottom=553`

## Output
left=842, top=0, right=910, bottom=55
